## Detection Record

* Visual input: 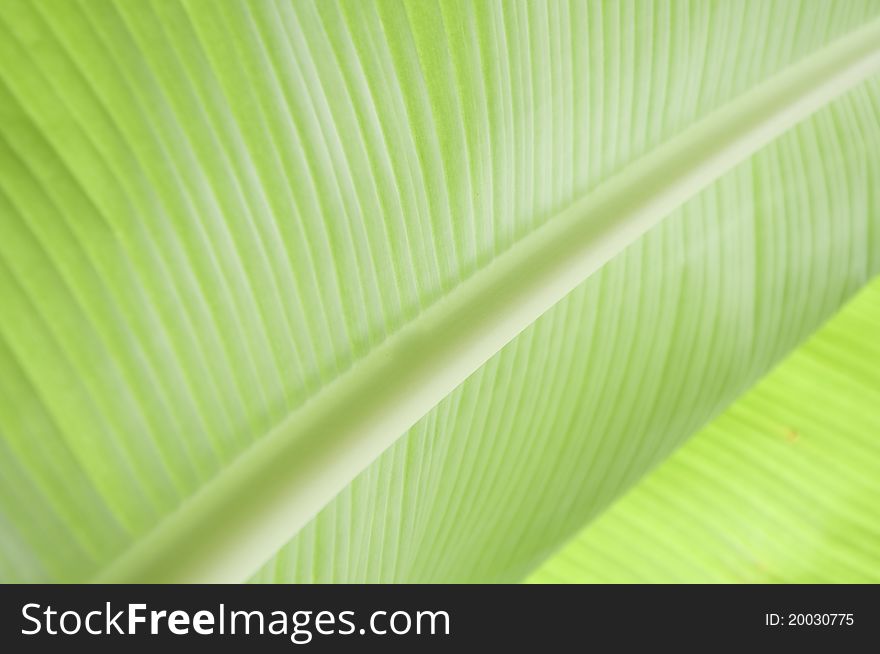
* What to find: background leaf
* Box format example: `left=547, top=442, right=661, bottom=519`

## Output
left=528, top=278, right=880, bottom=583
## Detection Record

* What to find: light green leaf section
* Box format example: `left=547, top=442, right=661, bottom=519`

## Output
left=528, top=277, right=880, bottom=583
left=1, top=1, right=879, bottom=583
left=252, top=81, right=880, bottom=583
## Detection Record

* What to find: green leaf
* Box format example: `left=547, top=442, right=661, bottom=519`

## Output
left=527, top=277, right=880, bottom=583
left=252, top=85, right=880, bottom=583
left=1, top=1, right=879, bottom=583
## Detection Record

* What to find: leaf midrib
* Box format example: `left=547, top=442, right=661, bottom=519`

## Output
left=96, top=17, right=880, bottom=583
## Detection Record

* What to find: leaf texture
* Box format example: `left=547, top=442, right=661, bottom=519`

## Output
left=0, top=1, right=879, bottom=582
left=527, top=277, right=880, bottom=583
left=250, top=78, right=880, bottom=582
